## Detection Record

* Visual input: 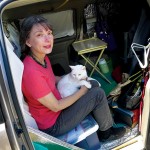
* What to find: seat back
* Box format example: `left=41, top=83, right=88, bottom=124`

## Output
left=3, top=23, right=21, bottom=57
left=4, top=35, right=38, bottom=129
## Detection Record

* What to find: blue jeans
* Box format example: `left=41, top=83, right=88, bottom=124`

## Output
left=41, top=80, right=113, bottom=136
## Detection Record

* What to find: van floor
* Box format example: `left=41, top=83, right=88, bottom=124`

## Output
left=100, top=124, right=139, bottom=150
left=91, top=72, right=117, bottom=96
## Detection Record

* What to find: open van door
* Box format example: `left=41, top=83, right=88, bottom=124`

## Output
left=1, top=0, right=150, bottom=149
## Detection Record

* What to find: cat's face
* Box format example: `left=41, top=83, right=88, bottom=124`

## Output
left=70, top=65, right=88, bottom=80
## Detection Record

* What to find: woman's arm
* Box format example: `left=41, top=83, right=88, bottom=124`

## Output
left=38, top=86, right=88, bottom=112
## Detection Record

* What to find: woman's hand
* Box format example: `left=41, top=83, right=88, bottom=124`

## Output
left=38, top=85, right=89, bottom=112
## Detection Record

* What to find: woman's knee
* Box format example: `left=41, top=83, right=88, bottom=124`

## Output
left=93, top=87, right=107, bottom=101
left=94, top=87, right=105, bottom=95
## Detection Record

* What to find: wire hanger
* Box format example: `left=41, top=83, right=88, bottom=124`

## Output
left=131, top=39, right=150, bottom=69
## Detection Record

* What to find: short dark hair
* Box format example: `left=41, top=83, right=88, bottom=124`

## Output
left=20, top=15, right=52, bottom=60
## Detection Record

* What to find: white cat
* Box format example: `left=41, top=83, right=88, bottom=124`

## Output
left=57, top=65, right=92, bottom=98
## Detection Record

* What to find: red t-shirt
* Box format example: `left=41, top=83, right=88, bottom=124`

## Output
left=22, top=56, right=62, bottom=130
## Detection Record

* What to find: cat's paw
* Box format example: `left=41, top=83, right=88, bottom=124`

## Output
left=85, top=82, right=92, bottom=89
left=87, top=77, right=101, bottom=87
left=84, top=81, right=92, bottom=89
left=80, top=80, right=91, bottom=89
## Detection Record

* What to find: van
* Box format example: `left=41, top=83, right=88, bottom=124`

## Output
left=0, top=0, right=150, bottom=149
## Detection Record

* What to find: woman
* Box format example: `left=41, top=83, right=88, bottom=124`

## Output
left=21, top=15, right=126, bottom=141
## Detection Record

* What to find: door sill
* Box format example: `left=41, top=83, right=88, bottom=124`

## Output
left=112, top=135, right=144, bottom=150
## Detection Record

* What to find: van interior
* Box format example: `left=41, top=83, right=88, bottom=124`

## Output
left=1, top=0, right=150, bottom=149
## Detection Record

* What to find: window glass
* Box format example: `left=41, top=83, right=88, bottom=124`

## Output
left=41, top=10, right=75, bottom=39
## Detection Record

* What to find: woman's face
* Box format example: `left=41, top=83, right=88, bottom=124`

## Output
left=26, top=23, right=53, bottom=55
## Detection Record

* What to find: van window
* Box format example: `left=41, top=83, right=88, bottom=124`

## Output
left=41, top=10, right=75, bottom=39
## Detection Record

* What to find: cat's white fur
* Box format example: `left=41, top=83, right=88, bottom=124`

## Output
left=57, top=65, right=91, bottom=98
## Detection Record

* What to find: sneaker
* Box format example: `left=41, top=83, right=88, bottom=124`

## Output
left=98, top=127, right=126, bottom=142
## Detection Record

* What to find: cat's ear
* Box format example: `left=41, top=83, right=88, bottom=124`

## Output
left=82, top=66, right=86, bottom=70
left=69, top=65, right=74, bottom=70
